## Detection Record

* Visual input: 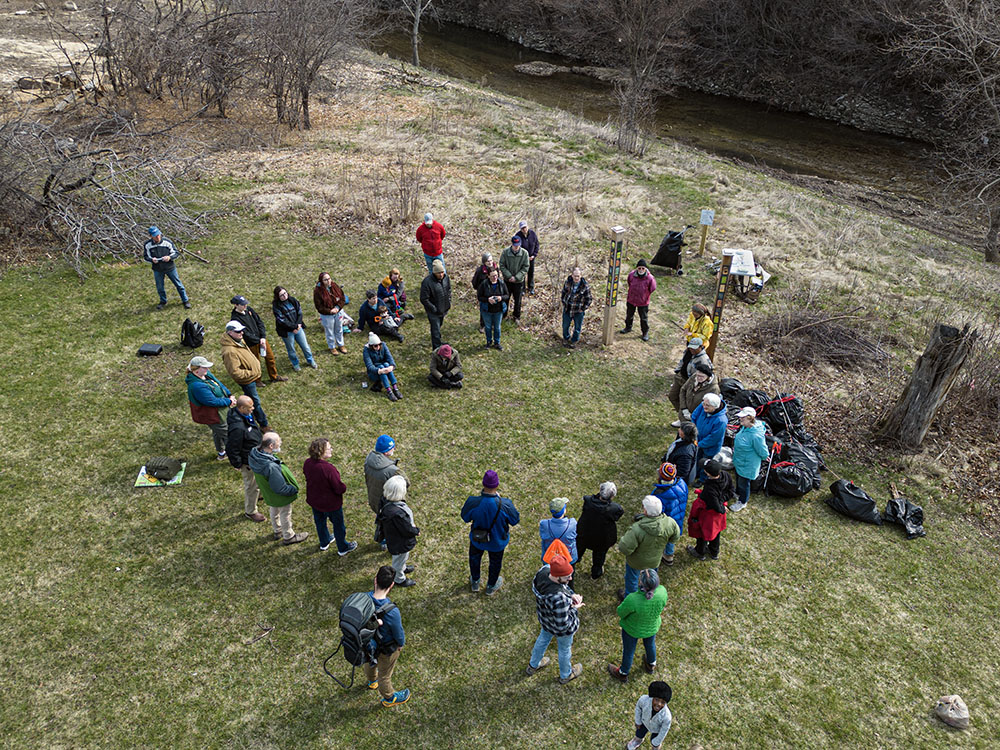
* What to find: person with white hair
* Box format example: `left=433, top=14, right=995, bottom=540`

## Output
left=730, top=406, right=769, bottom=512
left=576, top=482, right=625, bottom=580
left=691, top=391, right=728, bottom=485
left=617, top=496, right=680, bottom=602
left=377, top=475, right=419, bottom=587
left=415, top=212, right=446, bottom=274
left=472, top=250, right=500, bottom=332
left=363, top=333, right=401, bottom=401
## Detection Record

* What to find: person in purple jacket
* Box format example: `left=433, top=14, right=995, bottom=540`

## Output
left=302, top=438, right=357, bottom=555
left=620, top=259, right=657, bottom=341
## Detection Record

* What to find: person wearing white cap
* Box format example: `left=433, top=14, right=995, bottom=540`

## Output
left=143, top=225, right=190, bottom=310
left=616, top=496, right=680, bottom=602
left=220, top=320, right=269, bottom=429
left=363, top=333, right=401, bottom=401
left=415, top=212, right=446, bottom=274
left=185, top=355, right=236, bottom=459
left=730, top=406, right=769, bottom=512
left=515, top=220, right=540, bottom=294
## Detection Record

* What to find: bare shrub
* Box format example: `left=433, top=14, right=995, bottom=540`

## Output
left=390, top=154, right=423, bottom=224
left=524, top=154, right=550, bottom=194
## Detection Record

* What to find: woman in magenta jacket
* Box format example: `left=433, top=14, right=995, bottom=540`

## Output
left=302, top=438, right=357, bottom=554
left=621, top=259, right=657, bottom=341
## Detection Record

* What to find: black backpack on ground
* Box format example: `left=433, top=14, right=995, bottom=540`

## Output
left=181, top=318, right=205, bottom=348
left=146, top=456, right=182, bottom=481
left=324, top=592, right=397, bottom=689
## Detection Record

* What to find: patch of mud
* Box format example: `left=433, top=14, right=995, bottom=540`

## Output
left=246, top=192, right=308, bottom=217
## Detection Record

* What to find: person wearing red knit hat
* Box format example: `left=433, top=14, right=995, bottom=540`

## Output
left=526, top=553, right=584, bottom=684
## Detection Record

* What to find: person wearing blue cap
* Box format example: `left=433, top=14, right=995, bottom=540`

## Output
left=143, top=225, right=190, bottom=310
left=364, top=433, right=408, bottom=548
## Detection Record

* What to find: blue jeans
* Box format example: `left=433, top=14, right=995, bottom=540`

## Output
left=562, top=310, right=584, bottom=342
left=239, top=380, right=268, bottom=427
left=624, top=563, right=640, bottom=596
left=529, top=629, right=575, bottom=680
left=621, top=631, right=657, bottom=675
left=371, top=371, right=398, bottom=389
left=319, top=313, right=344, bottom=348
left=424, top=253, right=444, bottom=273
left=482, top=311, right=502, bottom=345
left=281, top=329, right=314, bottom=368
left=427, top=313, right=444, bottom=349
left=152, top=267, right=187, bottom=304
left=312, top=508, right=349, bottom=552
left=736, top=474, right=751, bottom=504
left=664, top=511, right=686, bottom=557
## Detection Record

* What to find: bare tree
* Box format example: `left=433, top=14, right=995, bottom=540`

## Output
left=400, top=0, right=435, bottom=67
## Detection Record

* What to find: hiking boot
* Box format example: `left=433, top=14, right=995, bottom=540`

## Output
left=338, top=541, right=358, bottom=557
left=484, top=576, right=504, bottom=596
left=591, top=568, right=604, bottom=580
left=183, top=300, right=192, bottom=309
left=282, top=532, right=308, bottom=545
left=607, top=664, right=628, bottom=683
left=618, top=327, right=632, bottom=334
left=686, top=545, right=707, bottom=561
left=641, top=333, right=649, bottom=342
left=244, top=512, right=266, bottom=523
left=396, top=578, right=416, bottom=587
left=337, top=345, right=348, bottom=354
left=386, top=389, right=398, bottom=402
left=494, top=343, right=503, bottom=351
left=404, top=564, right=415, bottom=574
left=558, top=664, right=583, bottom=684
left=642, top=657, right=656, bottom=674
left=270, top=375, right=289, bottom=383
left=330, top=347, right=340, bottom=356
left=525, top=657, right=550, bottom=676
left=156, top=302, right=166, bottom=310
left=381, top=689, right=410, bottom=707
left=661, top=553, right=675, bottom=566
left=470, top=577, right=480, bottom=593
left=392, top=385, right=403, bottom=400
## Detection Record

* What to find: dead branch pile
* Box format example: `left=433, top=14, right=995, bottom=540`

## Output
left=744, top=307, right=892, bottom=370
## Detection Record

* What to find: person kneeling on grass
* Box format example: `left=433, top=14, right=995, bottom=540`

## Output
left=687, top=459, right=732, bottom=561
left=363, top=333, right=402, bottom=402
left=608, top=569, right=668, bottom=683
left=525, top=554, right=584, bottom=684
left=624, top=681, right=673, bottom=750
left=428, top=344, right=463, bottom=389
left=363, top=565, right=411, bottom=708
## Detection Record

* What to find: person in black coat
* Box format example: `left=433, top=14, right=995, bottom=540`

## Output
left=271, top=286, right=317, bottom=371
left=225, top=395, right=266, bottom=522
left=377, top=475, right=419, bottom=587
left=419, top=259, right=452, bottom=350
left=476, top=267, right=510, bottom=350
left=664, top=422, right=698, bottom=488
left=575, top=481, right=624, bottom=579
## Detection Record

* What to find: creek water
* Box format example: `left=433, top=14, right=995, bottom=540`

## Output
left=376, top=21, right=939, bottom=204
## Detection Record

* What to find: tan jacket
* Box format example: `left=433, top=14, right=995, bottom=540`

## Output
left=220, top=332, right=261, bottom=385
left=680, top=373, right=722, bottom=419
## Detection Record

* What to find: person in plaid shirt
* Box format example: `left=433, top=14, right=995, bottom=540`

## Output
left=560, top=267, right=593, bottom=349
left=525, top=554, right=584, bottom=683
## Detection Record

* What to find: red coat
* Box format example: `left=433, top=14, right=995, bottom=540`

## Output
left=688, top=495, right=726, bottom=540
left=302, top=457, right=347, bottom=512
left=416, top=221, right=446, bottom=256
left=626, top=269, right=657, bottom=306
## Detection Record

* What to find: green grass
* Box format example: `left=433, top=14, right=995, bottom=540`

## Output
left=2, top=60, right=1000, bottom=749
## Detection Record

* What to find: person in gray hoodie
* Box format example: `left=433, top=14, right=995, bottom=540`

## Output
left=364, top=434, right=409, bottom=546
left=248, top=432, right=308, bottom=545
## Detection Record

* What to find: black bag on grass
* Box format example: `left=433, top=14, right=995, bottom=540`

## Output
left=181, top=318, right=205, bottom=348
left=146, top=456, right=182, bottom=481
left=767, top=461, right=814, bottom=498
left=732, top=389, right=769, bottom=411
left=885, top=496, right=926, bottom=539
left=827, top=480, right=882, bottom=525
left=776, top=432, right=822, bottom=489
left=324, top=592, right=397, bottom=689
left=719, top=377, right=745, bottom=402
left=780, top=425, right=825, bottom=467
left=765, top=393, right=805, bottom=432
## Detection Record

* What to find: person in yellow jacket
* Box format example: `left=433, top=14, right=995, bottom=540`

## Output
left=683, top=303, right=714, bottom=343
left=220, top=321, right=269, bottom=429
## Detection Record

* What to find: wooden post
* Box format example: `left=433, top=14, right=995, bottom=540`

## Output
left=697, top=208, right=714, bottom=257
left=875, top=323, right=978, bottom=447
left=602, top=226, right=625, bottom=346
left=705, top=249, right=733, bottom=361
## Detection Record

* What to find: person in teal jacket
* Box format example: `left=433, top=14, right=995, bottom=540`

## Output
left=607, top=569, right=668, bottom=682
left=731, top=406, right=769, bottom=512
left=185, top=355, right=235, bottom=460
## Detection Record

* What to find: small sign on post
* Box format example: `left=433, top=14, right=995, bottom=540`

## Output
left=706, top=248, right=733, bottom=361
left=697, top=208, right=714, bottom=257
left=602, top=226, right=625, bottom=346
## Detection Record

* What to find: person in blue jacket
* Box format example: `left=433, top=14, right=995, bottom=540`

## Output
left=461, top=470, right=520, bottom=596
left=539, top=497, right=578, bottom=583
left=730, top=406, right=769, bottom=512
left=691, top=392, right=727, bottom=484
left=363, top=565, right=410, bottom=708
left=651, top=462, right=687, bottom=565
left=363, top=333, right=402, bottom=402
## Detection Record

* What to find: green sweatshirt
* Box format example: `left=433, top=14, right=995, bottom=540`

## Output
left=617, top=585, right=668, bottom=638
left=618, top=514, right=680, bottom=570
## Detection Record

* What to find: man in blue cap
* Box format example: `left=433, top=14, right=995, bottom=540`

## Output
left=143, top=225, right=190, bottom=310
left=364, top=434, right=409, bottom=549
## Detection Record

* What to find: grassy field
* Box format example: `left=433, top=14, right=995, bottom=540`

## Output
left=1, top=55, right=999, bottom=749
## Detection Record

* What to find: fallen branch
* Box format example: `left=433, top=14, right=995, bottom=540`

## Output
left=180, top=246, right=209, bottom=264
left=781, top=310, right=861, bottom=338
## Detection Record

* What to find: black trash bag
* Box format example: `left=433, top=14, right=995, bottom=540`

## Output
left=781, top=425, right=824, bottom=464
left=884, top=496, right=926, bottom=539
left=775, top=431, right=822, bottom=489
left=732, top=389, right=769, bottom=410
left=826, top=480, right=882, bottom=525
left=719, top=378, right=745, bottom=402
left=765, top=393, right=805, bottom=432
left=767, top=461, right=814, bottom=498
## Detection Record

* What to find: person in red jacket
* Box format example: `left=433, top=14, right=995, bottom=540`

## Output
left=416, top=212, right=446, bottom=274
left=302, top=438, right=357, bottom=555
left=620, top=259, right=657, bottom=341
left=686, top=459, right=733, bottom=561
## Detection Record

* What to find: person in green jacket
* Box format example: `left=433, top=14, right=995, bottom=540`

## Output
left=617, top=496, right=679, bottom=602
left=608, top=569, right=668, bottom=682
left=248, top=432, right=308, bottom=545
left=499, top=235, right=530, bottom=321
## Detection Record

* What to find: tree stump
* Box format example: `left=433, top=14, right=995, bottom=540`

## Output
left=875, top=324, right=978, bottom=448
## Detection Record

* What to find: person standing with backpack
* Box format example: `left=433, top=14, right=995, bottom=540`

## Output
left=461, top=470, right=520, bottom=595
left=362, top=565, right=411, bottom=707
left=539, top=498, right=578, bottom=565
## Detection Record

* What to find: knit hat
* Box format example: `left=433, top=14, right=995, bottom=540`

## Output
left=599, top=481, right=618, bottom=500
left=636, top=259, right=648, bottom=268
left=642, top=495, right=662, bottom=516
left=704, top=459, right=722, bottom=477
left=511, top=235, right=521, bottom=246
left=703, top=393, right=721, bottom=409
left=549, top=497, right=568, bottom=516
left=368, top=332, right=382, bottom=346
left=375, top=434, right=395, bottom=453
left=188, top=355, right=212, bottom=369
left=148, top=226, right=160, bottom=236
left=518, top=220, right=528, bottom=228
left=658, top=462, right=677, bottom=482
left=482, top=470, right=499, bottom=489
left=225, top=320, right=246, bottom=331
left=424, top=212, right=433, bottom=225
left=737, top=406, right=757, bottom=419
left=438, top=344, right=453, bottom=358
left=432, top=259, right=446, bottom=273
left=648, top=681, right=672, bottom=702
left=694, top=362, right=714, bottom=376
left=231, top=295, right=248, bottom=306
left=638, top=568, right=660, bottom=599
left=548, top=554, right=573, bottom=578
left=687, top=337, right=704, bottom=349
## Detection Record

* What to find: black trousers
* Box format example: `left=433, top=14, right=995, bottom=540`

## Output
left=695, top=533, right=720, bottom=557
left=427, top=313, right=444, bottom=349
left=469, top=543, right=504, bottom=587
left=577, top=541, right=613, bottom=578
left=527, top=258, right=535, bottom=291
left=508, top=281, right=523, bottom=319
left=624, top=303, right=649, bottom=334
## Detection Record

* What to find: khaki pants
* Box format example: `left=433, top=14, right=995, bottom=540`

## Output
left=269, top=504, right=294, bottom=540
left=363, top=647, right=400, bottom=700
left=249, top=341, right=278, bottom=381
left=668, top=372, right=685, bottom=412
left=241, top=465, right=262, bottom=515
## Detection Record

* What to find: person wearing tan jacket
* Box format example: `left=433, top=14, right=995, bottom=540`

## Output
left=221, top=321, right=269, bottom=429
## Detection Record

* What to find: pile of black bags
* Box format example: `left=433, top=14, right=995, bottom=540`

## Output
left=826, top=480, right=926, bottom=538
